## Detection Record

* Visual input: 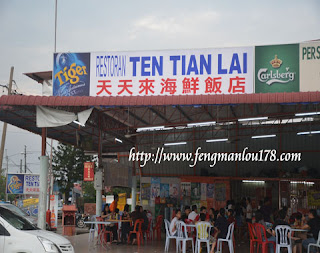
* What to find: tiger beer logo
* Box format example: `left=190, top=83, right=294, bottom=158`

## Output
left=54, top=62, right=88, bottom=86
left=7, top=175, right=23, bottom=193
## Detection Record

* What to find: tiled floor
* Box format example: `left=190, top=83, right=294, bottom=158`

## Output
left=67, top=233, right=250, bottom=253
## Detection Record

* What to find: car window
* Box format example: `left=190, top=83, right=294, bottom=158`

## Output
left=0, top=207, right=38, bottom=231
left=0, top=222, right=10, bottom=236
left=0, top=204, right=28, bottom=217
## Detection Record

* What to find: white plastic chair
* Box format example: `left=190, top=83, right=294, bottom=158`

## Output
left=275, top=225, right=292, bottom=253
left=176, top=221, right=195, bottom=253
left=195, top=221, right=211, bottom=253
left=217, top=222, right=235, bottom=253
left=307, top=231, right=320, bottom=253
left=88, top=215, right=98, bottom=242
left=164, top=219, right=178, bottom=252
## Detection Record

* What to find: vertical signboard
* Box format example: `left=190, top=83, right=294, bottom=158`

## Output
left=255, top=44, right=299, bottom=93
left=300, top=41, right=320, bottom=92
left=84, top=162, right=94, bottom=181
left=50, top=195, right=58, bottom=229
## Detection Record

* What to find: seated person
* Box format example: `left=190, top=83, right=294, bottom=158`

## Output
left=301, top=209, right=320, bottom=253
left=101, top=204, right=111, bottom=219
left=101, top=204, right=118, bottom=243
left=227, top=209, right=236, bottom=224
left=210, top=208, right=229, bottom=253
left=188, top=205, right=199, bottom=223
left=170, top=209, right=181, bottom=236
left=139, top=206, right=149, bottom=231
left=200, top=206, right=210, bottom=221
left=129, top=205, right=144, bottom=245
left=181, top=206, right=191, bottom=222
left=121, top=204, right=131, bottom=243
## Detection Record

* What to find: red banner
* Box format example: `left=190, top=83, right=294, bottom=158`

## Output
left=84, top=162, right=94, bottom=181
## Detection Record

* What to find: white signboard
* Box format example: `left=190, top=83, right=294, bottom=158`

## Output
left=53, top=47, right=254, bottom=97
left=23, top=174, right=40, bottom=194
left=300, top=41, right=320, bottom=92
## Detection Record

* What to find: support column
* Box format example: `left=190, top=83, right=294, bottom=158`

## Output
left=38, top=128, right=48, bottom=230
left=131, top=175, right=137, bottom=211
left=38, top=156, right=49, bottom=229
left=96, top=188, right=102, bottom=216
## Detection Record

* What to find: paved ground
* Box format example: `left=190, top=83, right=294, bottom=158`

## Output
left=64, top=232, right=250, bottom=253
left=55, top=219, right=250, bottom=252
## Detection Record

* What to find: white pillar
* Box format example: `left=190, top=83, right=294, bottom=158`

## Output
left=38, top=156, right=48, bottom=230
left=95, top=170, right=103, bottom=216
left=96, top=189, right=102, bottom=216
left=131, top=175, right=137, bottom=211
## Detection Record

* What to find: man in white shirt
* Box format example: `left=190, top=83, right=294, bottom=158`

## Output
left=170, top=209, right=181, bottom=236
left=246, top=197, right=253, bottom=223
left=188, top=205, right=199, bottom=222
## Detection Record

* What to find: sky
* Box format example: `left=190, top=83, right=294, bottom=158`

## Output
left=0, top=0, right=319, bottom=173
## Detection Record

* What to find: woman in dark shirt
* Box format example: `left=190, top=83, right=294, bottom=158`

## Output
left=121, top=204, right=131, bottom=243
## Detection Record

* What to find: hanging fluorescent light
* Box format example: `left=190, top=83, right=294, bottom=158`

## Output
left=187, top=121, right=216, bottom=127
left=291, top=181, right=315, bottom=185
left=136, top=126, right=165, bottom=132
left=252, top=134, right=276, bottom=139
left=242, top=180, right=265, bottom=183
left=164, top=142, right=187, bottom=146
left=295, top=112, right=320, bottom=117
left=297, top=130, right=320, bottom=135
left=73, top=120, right=85, bottom=127
left=238, top=117, right=268, bottom=122
left=115, top=138, right=123, bottom=143
left=206, top=138, right=228, bottom=143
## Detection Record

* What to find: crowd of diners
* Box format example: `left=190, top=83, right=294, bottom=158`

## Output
left=100, top=194, right=152, bottom=245
left=169, top=197, right=320, bottom=253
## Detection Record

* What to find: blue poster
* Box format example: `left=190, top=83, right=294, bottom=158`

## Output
left=7, top=174, right=24, bottom=194
left=53, top=53, right=91, bottom=96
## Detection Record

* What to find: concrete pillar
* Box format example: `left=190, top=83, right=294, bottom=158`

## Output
left=38, top=156, right=49, bottom=230
left=131, top=175, right=137, bottom=211
left=96, top=189, right=102, bottom=216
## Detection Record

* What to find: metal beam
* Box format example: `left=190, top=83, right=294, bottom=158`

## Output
left=176, top=106, right=193, bottom=121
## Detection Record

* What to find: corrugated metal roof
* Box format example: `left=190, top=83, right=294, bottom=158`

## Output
left=0, top=92, right=320, bottom=107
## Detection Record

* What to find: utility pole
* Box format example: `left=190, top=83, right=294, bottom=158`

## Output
left=5, top=150, right=8, bottom=201
left=0, top=67, right=14, bottom=176
left=24, top=145, right=27, bottom=173
left=20, top=159, right=22, bottom=174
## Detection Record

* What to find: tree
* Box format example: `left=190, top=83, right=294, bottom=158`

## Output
left=82, top=181, right=96, bottom=203
left=52, top=143, right=93, bottom=202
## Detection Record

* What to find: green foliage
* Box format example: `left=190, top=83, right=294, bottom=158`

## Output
left=82, top=181, right=96, bottom=203
left=52, top=143, right=93, bottom=202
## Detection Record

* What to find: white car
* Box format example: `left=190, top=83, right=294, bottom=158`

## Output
left=0, top=206, right=74, bottom=253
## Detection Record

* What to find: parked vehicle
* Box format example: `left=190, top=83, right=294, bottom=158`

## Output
left=76, top=213, right=90, bottom=228
left=0, top=206, right=74, bottom=253
left=0, top=202, right=37, bottom=226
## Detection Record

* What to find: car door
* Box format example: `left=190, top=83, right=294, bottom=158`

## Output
left=0, top=220, right=10, bottom=253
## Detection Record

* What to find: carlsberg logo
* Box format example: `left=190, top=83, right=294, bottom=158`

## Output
left=257, top=55, right=296, bottom=85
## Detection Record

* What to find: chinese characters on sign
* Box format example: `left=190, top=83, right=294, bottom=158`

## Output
left=84, top=162, right=94, bottom=181
left=53, top=47, right=254, bottom=96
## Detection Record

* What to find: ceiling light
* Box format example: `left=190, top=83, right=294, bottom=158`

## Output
left=136, top=126, right=164, bottom=132
left=206, top=138, right=228, bottom=143
left=242, top=180, right=265, bottom=183
left=238, top=117, right=268, bottom=122
left=115, top=138, right=123, bottom=143
left=164, top=142, right=187, bottom=146
left=297, top=131, right=320, bottom=135
left=187, top=121, right=216, bottom=127
left=252, top=134, right=276, bottom=139
left=73, top=120, right=85, bottom=127
left=295, top=112, right=320, bottom=117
